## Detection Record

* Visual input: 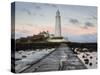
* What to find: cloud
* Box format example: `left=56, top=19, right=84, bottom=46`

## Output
left=69, top=18, right=79, bottom=24
left=26, top=24, right=33, bottom=26
left=85, top=22, right=94, bottom=27
left=43, top=3, right=57, bottom=8
left=18, top=6, right=40, bottom=16
left=83, top=22, right=94, bottom=29
left=92, top=16, right=97, bottom=20
left=87, top=16, right=97, bottom=20
left=35, top=6, right=41, bottom=9
left=62, top=25, right=96, bottom=35
left=51, top=4, right=57, bottom=8
left=25, top=9, right=31, bottom=15
left=39, top=14, right=45, bottom=17
left=15, top=24, right=54, bottom=39
left=43, top=3, right=51, bottom=7
left=24, top=8, right=37, bottom=16
left=18, top=7, right=32, bottom=15
left=18, top=7, right=31, bottom=15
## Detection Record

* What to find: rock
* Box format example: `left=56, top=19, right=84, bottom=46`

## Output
left=82, top=55, right=85, bottom=58
left=90, top=56, right=93, bottom=59
left=82, top=48, right=88, bottom=52
left=96, top=58, right=97, bottom=60
left=86, top=53, right=90, bottom=56
left=84, top=59, right=89, bottom=64
left=22, top=55, right=27, bottom=58
left=96, top=62, right=97, bottom=64
left=89, top=63, right=92, bottom=66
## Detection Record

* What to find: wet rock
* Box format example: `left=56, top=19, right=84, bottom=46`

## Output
left=90, top=56, right=93, bottom=59
left=82, top=55, right=85, bottom=58
left=89, top=63, right=92, bottom=66
left=84, top=59, right=89, bottom=64
left=34, top=67, right=38, bottom=71
left=82, top=48, right=88, bottom=52
left=96, top=62, right=97, bottom=64
left=74, top=48, right=80, bottom=54
left=96, top=58, right=97, bottom=60
left=86, top=53, right=90, bottom=56
left=22, top=55, right=26, bottom=58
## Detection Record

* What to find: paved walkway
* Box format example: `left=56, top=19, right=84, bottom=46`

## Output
left=21, top=44, right=87, bottom=73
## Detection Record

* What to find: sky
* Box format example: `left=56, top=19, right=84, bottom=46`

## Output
left=12, top=2, right=97, bottom=42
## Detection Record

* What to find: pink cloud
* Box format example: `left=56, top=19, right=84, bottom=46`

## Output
left=15, top=24, right=96, bottom=37
left=62, top=26, right=97, bottom=35
left=15, top=24, right=54, bottom=35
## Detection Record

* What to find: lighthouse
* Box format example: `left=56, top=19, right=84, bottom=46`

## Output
left=55, top=9, right=61, bottom=37
left=47, top=10, right=68, bottom=42
left=47, top=9, right=67, bottom=42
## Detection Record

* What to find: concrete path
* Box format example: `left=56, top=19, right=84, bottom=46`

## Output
left=20, top=44, right=87, bottom=73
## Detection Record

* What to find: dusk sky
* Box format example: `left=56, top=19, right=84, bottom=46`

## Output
left=14, top=2, right=97, bottom=42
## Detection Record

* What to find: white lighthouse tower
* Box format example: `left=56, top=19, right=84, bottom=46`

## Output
left=47, top=9, right=67, bottom=42
left=55, top=9, right=61, bottom=37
